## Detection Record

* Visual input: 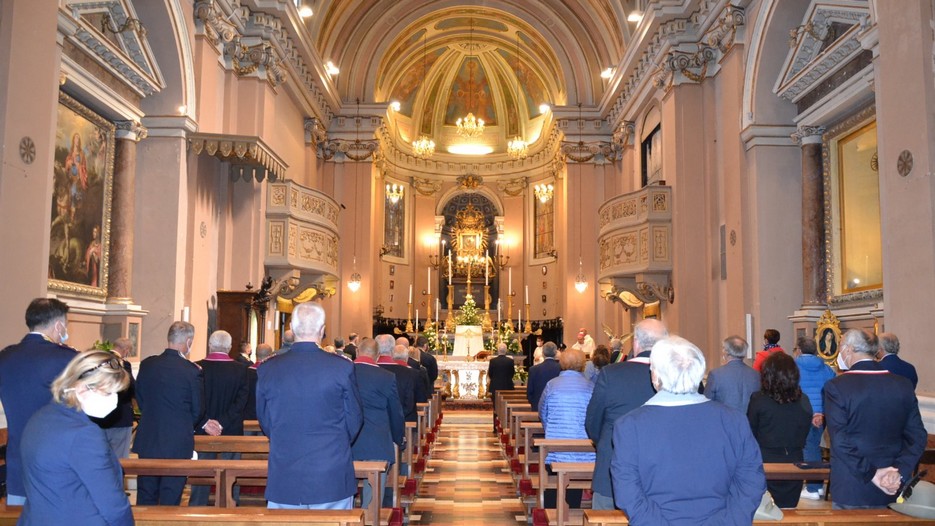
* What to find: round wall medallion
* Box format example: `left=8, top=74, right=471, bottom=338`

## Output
left=19, top=137, right=35, bottom=164
left=870, top=151, right=878, bottom=172
left=200, top=221, right=207, bottom=238
left=729, top=230, right=737, bottom=246
left=897, top=150, right=913, bottom=177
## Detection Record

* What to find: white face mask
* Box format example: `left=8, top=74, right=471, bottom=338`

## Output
left=57, top=322, right=69, bottom=344
left=836, top=352, right=849, bottom=371
left=79, top=390, right=118, bottom=418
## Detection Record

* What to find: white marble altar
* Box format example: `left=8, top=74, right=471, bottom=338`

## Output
left=452, top=325, right=484, bottom=357
left=438, top=358, right=489, bottom=400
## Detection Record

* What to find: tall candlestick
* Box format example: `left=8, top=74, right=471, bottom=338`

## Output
left=427, top=267, right=431, bottom=296
left=525, top=285, right=529, bottom=305
left=518, top=309, right=522, bottom=330
left=415, top=310, right=419, bottom=333
left=485, top=251, right=489, bottom=286
left=436, top=298, right=440, bottom=323
left=509, top=267, right=512, bottom=293
left=448, top=250, right=452, bottom=285
left=497, top=299, right=501, bottom=323
left=409, top=284, right=413, bottom=304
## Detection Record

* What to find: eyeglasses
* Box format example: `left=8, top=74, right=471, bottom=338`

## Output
left=78, top=357, right=121, bottom=380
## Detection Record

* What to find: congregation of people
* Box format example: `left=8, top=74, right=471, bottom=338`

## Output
left=0, top=296, right=929, bottom=525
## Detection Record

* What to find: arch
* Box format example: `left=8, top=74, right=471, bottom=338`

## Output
left=741, top=0, right=808, bottom=130
left=435, top=184, right=505, bottom=216
left=136, top=0, right=196, bottom=120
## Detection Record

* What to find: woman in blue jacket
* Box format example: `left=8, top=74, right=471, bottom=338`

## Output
left=19, top=350, right=133, bottom=525
left=794, top=337, right=836, bottom=500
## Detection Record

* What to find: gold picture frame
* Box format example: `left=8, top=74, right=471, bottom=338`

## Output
left=48, top=91, right=115, bottom=300
left=814, top=309, right=842, bottom=364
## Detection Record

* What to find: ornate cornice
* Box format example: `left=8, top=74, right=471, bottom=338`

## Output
left=189, top=132, right=288, bottom=181
left=193, top=0, right=238, bottom=47
left=223, top=39, right=285, bottom=87
left=114, top=120, right=148, bottom=142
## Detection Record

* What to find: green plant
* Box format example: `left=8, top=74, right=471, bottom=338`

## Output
left=91, top=339, right=114, bottom=351
left=513, top=364, right=528, bottom=384
left=455, top=294, right=482, bottom=326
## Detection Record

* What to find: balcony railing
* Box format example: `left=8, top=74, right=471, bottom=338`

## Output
left=265, top=181, right=340, bottom=278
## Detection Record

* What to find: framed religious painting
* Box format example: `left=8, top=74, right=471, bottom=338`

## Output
left=48, top=92, right=115, bottom=300
left=382, top=179, right=409, bottom=264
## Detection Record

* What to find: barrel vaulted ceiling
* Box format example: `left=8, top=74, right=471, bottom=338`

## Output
left=303, top=1, right=637, bottom=156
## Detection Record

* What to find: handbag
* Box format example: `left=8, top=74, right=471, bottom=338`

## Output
left=753, top=490, right=784, bottom=521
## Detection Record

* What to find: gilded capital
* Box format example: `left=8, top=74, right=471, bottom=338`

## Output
left=791, top=125, right=825, bottom=145
left=114, top=120, right=147, bottom=142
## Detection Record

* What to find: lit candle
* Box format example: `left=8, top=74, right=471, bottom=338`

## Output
left=525, top=285, right=529, bottom=305
left=409, top=284, right=413, bottom=304
left=415, top=310, right=419, bottom=332
left=182, top=306, right=190, bottom=322
left=518, top=309, right=522, bottom=330
left=509, top=267, right=512, bottom=293
left=427, top=267, right=431, bottom=296
left=485, top=251, right=489, bottom=286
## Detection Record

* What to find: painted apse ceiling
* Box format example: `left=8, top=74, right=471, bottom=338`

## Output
left=303, top=1, right=636, bottom=159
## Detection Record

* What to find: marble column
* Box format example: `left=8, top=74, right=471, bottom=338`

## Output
left=108, top=121, right=146, bottom=303
left=792, top=126, right=826, bottom=307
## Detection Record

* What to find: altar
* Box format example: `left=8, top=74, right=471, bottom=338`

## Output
left=452, top=325, right=484, bottom=357
left=438, top=358, right=489, bottom=400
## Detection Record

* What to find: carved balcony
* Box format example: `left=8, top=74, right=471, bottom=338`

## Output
left=265, top=181, right=340, bottom=284
left=598, top=185, right=674, bottom=304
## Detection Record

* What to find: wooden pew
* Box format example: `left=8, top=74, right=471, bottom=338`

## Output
left=534, top=439, right=594, bottom=512
left=119, top=458, right=386, bottom=525
left=764, top=462, right=830, bottom=482
left=551, top=462, right=594, bottom=526
left=0, top=506, right=366, bottom=526
left=583, top=508, right=935, bottom=525
left=521, top=421, right=544, bottom=478
left=244, top=420, right=262, bottom=433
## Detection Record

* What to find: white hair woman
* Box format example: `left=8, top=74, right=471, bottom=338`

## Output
left=611, top=336, right=766, bottom=525
left=19, top=350, right=132, bottom=525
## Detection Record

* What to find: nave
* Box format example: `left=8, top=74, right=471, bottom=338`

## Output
left=410, top=409, right=524, bottom=525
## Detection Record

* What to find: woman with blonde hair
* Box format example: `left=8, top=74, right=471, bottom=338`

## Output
left=18, top=350, right=133, bottom=525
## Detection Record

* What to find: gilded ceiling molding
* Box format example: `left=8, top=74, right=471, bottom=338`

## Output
left=457, top=174, right=483, bottom=190
left=412, top=177, right=442, bottom=197
left=189, top=132, right=288, bottom=181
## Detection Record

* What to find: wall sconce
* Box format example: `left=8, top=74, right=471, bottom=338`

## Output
left=534, top=183, right=554, bottom=203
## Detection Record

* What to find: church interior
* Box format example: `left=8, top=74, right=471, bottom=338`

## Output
left=2, top=0, right=935, bottom=520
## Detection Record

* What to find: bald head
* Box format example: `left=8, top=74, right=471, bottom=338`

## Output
left=291, top=303, right=325, bottom=342
left=392, top=344, right=409, bottom=361
left=282, top=330, right=295, bottom=344
left=395, top=336, right=410, bottom=348
left=375, top=334, right=395, bottom=356
left=358, top=338, right=379, bottom=359
left=256, top=343, right=274, bottom=362
left=113, top=337, right=133, bottom=359
left=633, top=318, right=668, bottom=355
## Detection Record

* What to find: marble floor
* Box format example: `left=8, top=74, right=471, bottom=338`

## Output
left=409, top=409, right=526, bottom=525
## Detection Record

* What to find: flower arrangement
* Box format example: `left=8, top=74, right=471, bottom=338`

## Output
left=423, top=321, right=447, bottom=354
left=513, top=364, right=528, bottom=384
left=455, top=294, right=482, bottom=326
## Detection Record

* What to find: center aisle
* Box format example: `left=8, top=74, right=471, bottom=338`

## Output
left=409, top=409, right=526, bottom=525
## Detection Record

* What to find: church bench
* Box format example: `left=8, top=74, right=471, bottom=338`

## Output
left=551, top=462, right=596, bottom=526
left=534, top=439, right=595, bottom=510
left=495, top=392, right=527, bottom=432
left=521, top=421, right=545, bottom=478
left=763, top=462, right=830, bottom=482
left=119, top=458, right=386, bottom=525
left=510, top=411, right=540, bottom=459
left=582, top=509, right=935, bottom=525
left=0, top=506, right=366, bottom=525
left=244, top=419, right=262, bottom=433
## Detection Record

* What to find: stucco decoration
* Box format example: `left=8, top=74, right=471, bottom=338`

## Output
left=189, top=133, right=288, bottom=181
left=266, top=181, right=340, bottom=279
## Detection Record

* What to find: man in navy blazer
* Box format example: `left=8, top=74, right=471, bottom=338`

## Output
left=258, top=302, right=363, bottom=509
left=825, top=329, right=927, bottom=509
left=133, top=321, right=220, bottom=505
left=190, top=329, right=249, bottom=506
left=0, top=298, right=77, bottom=505
left=376, top=335, right=422, bottom=422
left=415, top=336, right=438, bottom=393
left=488, top=343, right=516, bottom=431
left=585, top=318, right=668, bottom=510
left=704, top=335, right=760, bottom=414
left=877, top=332, right=918, bottom=389
left=352, top=337, right=405, bottom=508
left=526, top=341, right=561, bottom=411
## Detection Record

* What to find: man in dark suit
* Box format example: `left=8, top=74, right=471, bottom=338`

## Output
left=825, top=329, right=926, bottom=509
left=526, top=341, right=561, bottom=411
left=877, top=332, right=918, bottom=389
left=376, top=335, right=424, bottom=421
left=133, top=321, right=221, bottom=505
left=585, top=318, right=668, bottom=510
left=257, top=302, right=363, bottom=509
left=487, top=342, right=515, bottom=432
left=415, top=336, right=438, bottom=393
left=405, top=343, right=432, bottom=396
left=344, top=332, right=359, bottom=360
left=0, top=298, right=77, bottom=505
left=352, top=337, right=405, bottom=508
left=190, top=330, right=249, bottom=506
left=234, top=341, right=254, bottom=365
left=90, top=337, right=136, bottom=459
